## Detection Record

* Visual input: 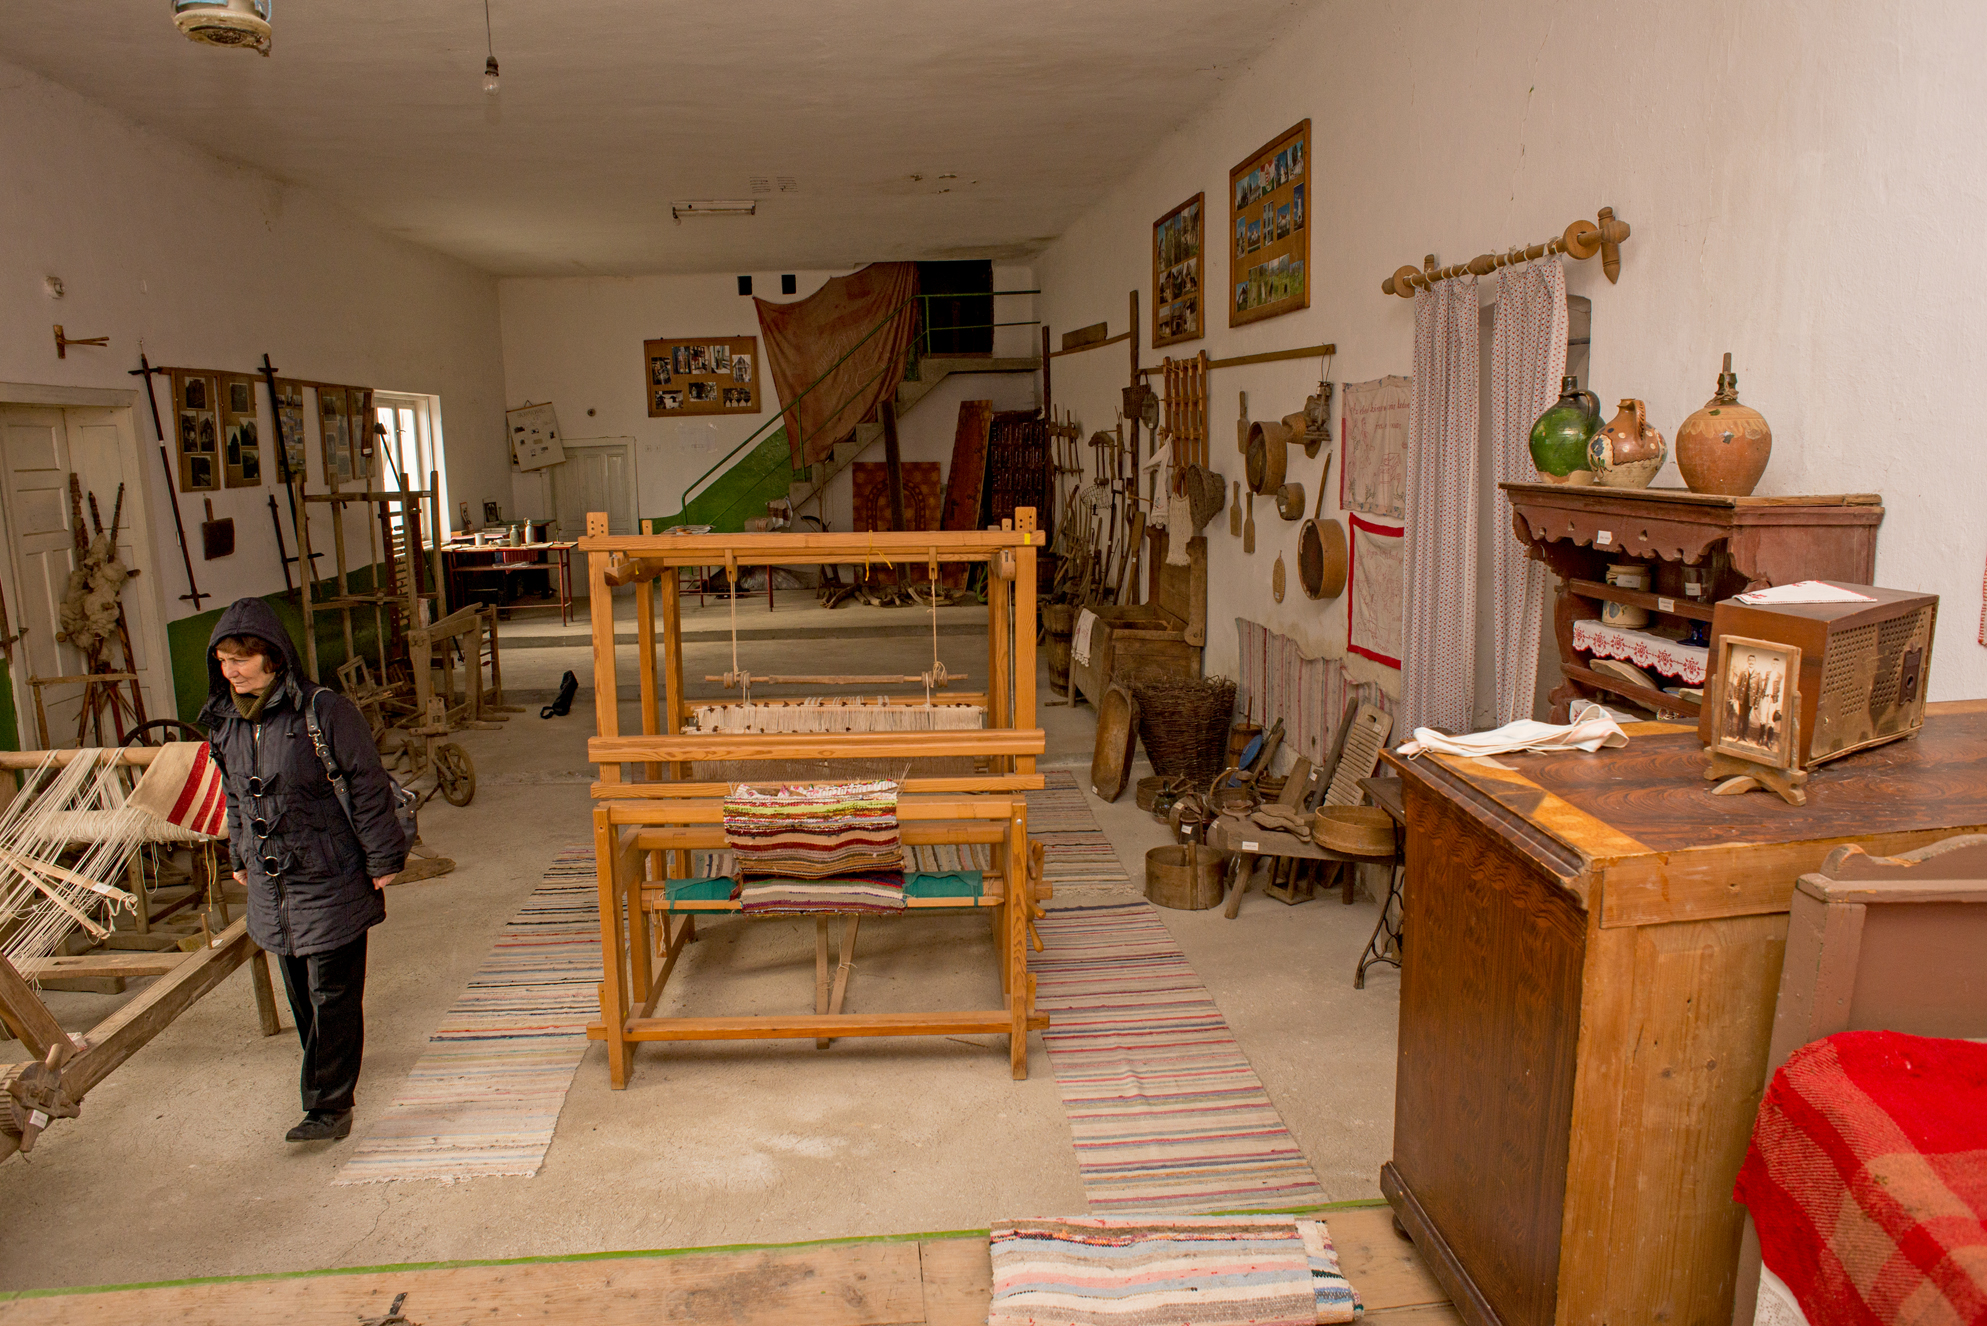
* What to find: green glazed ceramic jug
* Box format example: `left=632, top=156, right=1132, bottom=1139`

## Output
left=1527, top=376, right=1602, bottom=484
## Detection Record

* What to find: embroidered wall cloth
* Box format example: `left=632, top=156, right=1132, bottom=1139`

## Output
left=1400, top=275, right=1480, bottom=737
left=1488, top=259, right=1568, bottom=724
left=755, top=263, right=921, bottom=468
left=1339, top=375, right=1410, bottom=520
left=1345, top=514, right=1404, bottom=693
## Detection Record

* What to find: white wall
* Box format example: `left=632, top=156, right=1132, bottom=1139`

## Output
left=1036, top=0, right=1987, bottom=702
left=498, top=266, right=1038, bottom=537
left=0, top=55, right=507, bottom=628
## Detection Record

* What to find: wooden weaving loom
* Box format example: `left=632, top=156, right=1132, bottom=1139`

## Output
left=581, top=510, right=1051, bottom=1089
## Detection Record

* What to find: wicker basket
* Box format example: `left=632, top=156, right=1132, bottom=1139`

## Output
left=1128, top=672, right=1237, bottom=785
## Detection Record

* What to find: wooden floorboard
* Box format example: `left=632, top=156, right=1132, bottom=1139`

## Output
left=0, top=1204, right=1452, bottom=1325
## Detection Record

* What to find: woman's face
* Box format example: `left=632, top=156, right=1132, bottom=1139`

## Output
left=216, top=642, right=278, bottom=694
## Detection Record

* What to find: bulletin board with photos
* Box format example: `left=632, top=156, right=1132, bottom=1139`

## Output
left=318, top=385, right=375, bottom=487
left=219, top=373, right=263, bottom=488
left=1152, top=192, right=1204, bottom=348
left=1229, top=118, right=1310, bottom=327
left=172, top=368, right=221, bottom=492
left=644, top=336, right=760, bottom=417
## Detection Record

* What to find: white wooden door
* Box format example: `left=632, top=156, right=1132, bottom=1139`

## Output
left=0, top=406, right=168, bottom=746
left=551, top=439, right=636, bottom=537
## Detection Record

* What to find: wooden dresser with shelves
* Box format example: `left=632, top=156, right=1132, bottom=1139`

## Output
left=1500, top=484, right=1884, bottom=722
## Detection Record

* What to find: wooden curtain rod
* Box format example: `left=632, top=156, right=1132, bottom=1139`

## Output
left=1382, top=207, right=1630, bottom=298
left=1138, top=342, right=1336, bottom=378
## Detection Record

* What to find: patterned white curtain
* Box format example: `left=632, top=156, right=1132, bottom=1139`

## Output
left=1489, top=259, right=1568, bottom=724
left=1400, top=274, right=1479, bottom=738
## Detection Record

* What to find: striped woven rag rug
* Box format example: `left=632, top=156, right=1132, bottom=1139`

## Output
left=723, top=778, right=903, bottom=878
left=1034, top=897, right=1328, bottom=1213
left=989, top=1214, right=1361, bottom=1326
left=738, top=871, right=906, bottom=914
left=1028, top=769, right=1133, bottom=890
left=334, top=848, right=601, bottom=1185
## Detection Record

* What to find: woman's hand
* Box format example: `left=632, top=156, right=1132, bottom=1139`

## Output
left=234, top=871, right=246, bottom=887
left=373, top=874, right=397, bottom=890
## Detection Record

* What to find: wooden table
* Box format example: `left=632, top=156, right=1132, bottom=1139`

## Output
left=444, top=540, right=577, bottom=624
left=1205, top=811, right=1397, bottom=919
left=1378, top=707, right=1987, bottom=1326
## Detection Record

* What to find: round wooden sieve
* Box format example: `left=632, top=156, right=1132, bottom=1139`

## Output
left=1298, top=453, right=1347, bottom=600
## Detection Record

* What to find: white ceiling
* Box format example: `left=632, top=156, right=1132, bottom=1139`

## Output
left=4, top=0, right=1326, bottom=277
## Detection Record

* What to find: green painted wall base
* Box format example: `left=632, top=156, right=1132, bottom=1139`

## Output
left=167, top=564, right=393, bottom=728
left=646, top=427, right=799, bottom=534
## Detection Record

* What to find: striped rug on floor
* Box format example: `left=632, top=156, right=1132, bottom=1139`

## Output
left=1027, top=768, right=1133, bottom=889
left=1027, top=778, right=1326, bottom=1214
left=335, top=848, right=601, bottom=1185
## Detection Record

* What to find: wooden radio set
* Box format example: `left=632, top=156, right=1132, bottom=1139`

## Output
left=1699, top=582, right=1938, bottom=805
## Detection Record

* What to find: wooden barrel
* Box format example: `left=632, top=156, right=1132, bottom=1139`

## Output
left=1045, top=603, right=1075, bottom=696
left=1227, top=722, right=1262, bottom=767
left=1145, top=844, right=1227, bottom=910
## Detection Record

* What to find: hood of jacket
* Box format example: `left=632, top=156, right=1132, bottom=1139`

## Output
left=198, top=597, right=313, bottom=728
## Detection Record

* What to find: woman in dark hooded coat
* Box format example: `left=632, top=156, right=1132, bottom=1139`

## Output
left=198, top=597, right=407, bottom=1142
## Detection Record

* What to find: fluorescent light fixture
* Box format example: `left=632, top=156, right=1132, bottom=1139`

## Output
left=671, top=200, right=758, bottom=220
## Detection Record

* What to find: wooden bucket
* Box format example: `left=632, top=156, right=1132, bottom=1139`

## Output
left=1145, top=844, right=1227, bottom=910
left=1227, top=722, right=1262, bottom=767
left=1044, top=603, right=1075, bottom=696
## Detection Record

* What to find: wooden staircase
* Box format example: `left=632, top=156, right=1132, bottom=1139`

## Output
left=786, top=354, right=1039, bottom=514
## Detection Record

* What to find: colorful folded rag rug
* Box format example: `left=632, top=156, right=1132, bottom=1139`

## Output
left=989, top=1214, right=1361, bottom=1326
left=723, top=779, right=903, bottom=878
left=735, top=871, right=906, bottom=915
left=1733, top=1030, right=1987, bottom=1326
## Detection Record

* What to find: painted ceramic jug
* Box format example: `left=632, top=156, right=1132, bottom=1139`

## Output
left=1587, top=398, right=1667, bottom=488
left=1675, top=353, right=1772, bottom=496
left=1527, top=376, right=1602, bottom=484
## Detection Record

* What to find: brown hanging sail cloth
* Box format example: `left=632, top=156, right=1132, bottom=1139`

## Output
left=755, top=263, right=921, bottom=469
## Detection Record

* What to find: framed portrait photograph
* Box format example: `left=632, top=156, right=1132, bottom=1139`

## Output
left=1152, top=192, right=1203, bottom=348
left=1229, top=119, right=1310, bottom=327
left=1708, top=634, right=1803, bottom=770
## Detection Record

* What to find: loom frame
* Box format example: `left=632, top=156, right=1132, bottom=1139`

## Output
left=578, top=511, right=1048, bottom=1089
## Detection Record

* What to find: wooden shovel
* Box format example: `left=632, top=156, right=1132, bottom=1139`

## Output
left=1243, top=491, right=1256, bottom=554
left=1229, top=480, right=1241, bottom=537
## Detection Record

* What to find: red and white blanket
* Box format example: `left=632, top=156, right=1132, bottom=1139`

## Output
left=1734, top=1031, right=1987, bottom=1325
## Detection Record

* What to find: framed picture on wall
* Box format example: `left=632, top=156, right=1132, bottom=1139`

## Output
left=220, top=374, right=263, bottom=488
left=272, top=379, right=307, bottom=482
left=318, top=385, right=353, bottom=486
left=171, top=368, right=220, bottom=492
left=1229, top=118, right=1310, bottom=327
left=644, top=335, right=759, bottom=417
left=1152, top=192, right=1204, bottom=348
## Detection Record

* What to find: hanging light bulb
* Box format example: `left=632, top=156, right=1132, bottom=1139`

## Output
left=483, top=54, right=500, bottom=95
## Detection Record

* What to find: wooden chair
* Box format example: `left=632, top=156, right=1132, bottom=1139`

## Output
left=1730, top=833, right=1987, bottom=1325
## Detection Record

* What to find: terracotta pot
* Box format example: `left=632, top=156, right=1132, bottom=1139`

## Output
left=1587, top=398, right=1667, bottom=488
left=1675, top=353, right=1772, bottom=497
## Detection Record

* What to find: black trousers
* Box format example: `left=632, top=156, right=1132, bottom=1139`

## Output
left=277, top=933, right=368, bottom=1115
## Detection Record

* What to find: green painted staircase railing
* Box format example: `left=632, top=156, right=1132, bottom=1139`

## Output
left=645, top=427, right=799, bottom=534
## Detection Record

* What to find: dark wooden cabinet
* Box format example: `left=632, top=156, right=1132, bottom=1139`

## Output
left=1381, top=707, right=1987, bottom=1326
left=1500, top=483, right=1884, bottom=723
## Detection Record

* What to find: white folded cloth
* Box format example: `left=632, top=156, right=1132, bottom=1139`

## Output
left=1395, top=701, right=1628, bottom=758
left=1071, top=609, right=1098, bottom=666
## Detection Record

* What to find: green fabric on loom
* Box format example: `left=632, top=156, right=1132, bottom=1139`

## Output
left=659, top=872, right=983, bottom=906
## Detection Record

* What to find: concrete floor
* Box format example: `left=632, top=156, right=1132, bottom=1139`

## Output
left=0, top=593, right=1400, bottom=1291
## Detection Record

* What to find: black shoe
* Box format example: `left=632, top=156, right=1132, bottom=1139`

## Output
left=285, top=1110, right=353, bottom=1142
